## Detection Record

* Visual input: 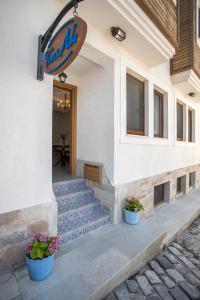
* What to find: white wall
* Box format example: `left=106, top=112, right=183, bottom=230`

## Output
left=77, top=58, right=115, bottom=183
left=1, top=0, right=200, bottom=215
left=114, top=52, right=200, bottom=184
left=0, top=0, right=64, bottom=213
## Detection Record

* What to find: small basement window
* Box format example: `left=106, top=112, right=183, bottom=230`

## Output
left=189, top=172, right=195, bottom=189
left=177, top=175, right=186, bottom=196
left=154, top=182, right=170, bottom=206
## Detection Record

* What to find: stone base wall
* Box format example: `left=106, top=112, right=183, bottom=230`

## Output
left=77, top=160, right=200, bottom=225
left=115, top=164, right=200, bottom=224
left=0, top=201, right=57, bottom=270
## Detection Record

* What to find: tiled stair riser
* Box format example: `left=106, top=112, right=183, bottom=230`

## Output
left=53, top=178, right=86, bottom=196
left=53, top=178, right=110, bottom=245
left=57, top=188, right=94, bottom=213
left=60, top=215, right=110, bottom=244
left=58, top=202, right=104, bottom=234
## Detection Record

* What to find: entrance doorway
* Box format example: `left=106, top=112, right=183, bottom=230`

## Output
left=52, top=80, right=77, bottom=182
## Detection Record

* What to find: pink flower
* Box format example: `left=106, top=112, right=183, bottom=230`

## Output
left=24, top=241, right=32, bottom=255
left=33, top=233, right=49, bottom=242
left=48, top=236, right=60, bottom=254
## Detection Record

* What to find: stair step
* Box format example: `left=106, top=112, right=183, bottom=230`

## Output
left=53, top=178, right=86, bottom=196
left=60, top=214, right=110, bottom=245
left=58, top=201, right=109, bottom=234
left=56, top=187, right=94, bottom=213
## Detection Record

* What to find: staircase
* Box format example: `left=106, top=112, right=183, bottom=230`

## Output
left=53, top=177, right=110, bottom=245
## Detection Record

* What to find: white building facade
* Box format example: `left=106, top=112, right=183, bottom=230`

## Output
left=1, top=0, right=200, bottom=268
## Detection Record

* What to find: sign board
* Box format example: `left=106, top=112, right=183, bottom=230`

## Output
left=44, top=17, right=87, bottom=75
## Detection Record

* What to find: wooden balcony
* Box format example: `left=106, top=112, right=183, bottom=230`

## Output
left=134, top=0, right=178, bottom=48
left=171, top=0, right=200, bottom=81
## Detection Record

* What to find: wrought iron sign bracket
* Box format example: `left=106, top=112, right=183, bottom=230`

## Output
left=37, top=0, right=84, bottom=81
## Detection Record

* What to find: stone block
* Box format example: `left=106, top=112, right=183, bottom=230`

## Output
left=179, top=281, right=200, bottom=299
left=147, top=295, right=161, bottom=300
left=166, top=269, right=185, bottom=283
left=149, top=261, right=165, bottom=275
left=0, top=269, right=19, bottom=300
left=130, top=294, right=145, bottom=300
left=164, top=252, right=178, bottom=264
left=145, top=270, right=161, bottom=284
left=178, top=255, right=196, bottom=269
left=185, top=272, right=200, bottom=287
left=126, top=279, right=141, bottom=293
left=168, top=246, right=182, bottom=256
left=0, top=210, right=21, bottom=226
left=156, top=257, right=173, bottom=270
left=154, top=284, right=173, bottom=300
left=0, top=229, right=25, bottom=248
left=0, top=241, right=26, bottom=270
left=169, top=286, right=190, bottom=300
left=27, top=220, right=48, bottom=235
left=136, top=276, right=154, bottom=296
left=115, top=287, right=129, bottom=300
left=160, top=275, right=175, bottom=288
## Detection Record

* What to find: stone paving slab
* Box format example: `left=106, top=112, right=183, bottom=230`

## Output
left=1, top=190, right=200, bottom=300
left=105, top=215, right=200, bottom=300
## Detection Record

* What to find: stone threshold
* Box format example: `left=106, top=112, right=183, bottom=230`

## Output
left=2, top=189, right=200, bottom=300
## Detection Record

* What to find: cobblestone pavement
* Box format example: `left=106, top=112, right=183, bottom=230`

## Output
left=104, top=217, right=200, bottom=300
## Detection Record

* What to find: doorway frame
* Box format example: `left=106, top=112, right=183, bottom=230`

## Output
left=53, top=79, right=77, bottom=175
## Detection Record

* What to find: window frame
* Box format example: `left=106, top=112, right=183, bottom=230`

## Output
left=176, top=102, right=184, bottom=141
left=126, top=73, right=145, bottom=136
left=188, top=109, right=193, bottom=143
left=154, top=89, right=164, bottom=138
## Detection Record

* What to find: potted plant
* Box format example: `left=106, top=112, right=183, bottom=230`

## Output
left=24, top=233, right=60, bottom=281
left=124, top=196, right=144, bottom=225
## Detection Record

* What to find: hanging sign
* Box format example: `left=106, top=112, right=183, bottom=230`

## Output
left=44, top=17, right=87, bottom=75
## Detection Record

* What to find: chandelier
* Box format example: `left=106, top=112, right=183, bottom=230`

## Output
left=54, top=93, right=71, bottom=112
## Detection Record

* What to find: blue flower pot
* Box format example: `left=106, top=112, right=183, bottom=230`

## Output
left=26, top=255, right=54, bottom=281
left=124, top=209, right=140, bottom=225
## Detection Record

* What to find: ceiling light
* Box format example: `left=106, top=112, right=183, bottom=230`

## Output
left=111, top=27, right=126, bottom=42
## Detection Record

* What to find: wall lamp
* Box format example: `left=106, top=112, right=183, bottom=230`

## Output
left=111, top=26, right=126, bottom=42
left=58, top=72, right=67, bottom=83
left=188, top=92, right=196, bottom=97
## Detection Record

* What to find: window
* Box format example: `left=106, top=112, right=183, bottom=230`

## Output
left=154, top=182, right=170, bottom=206
left=177, top=177, right=182, bottom=194
left=154, top=184, right=164, bottom=206
left=177, top=102, right=184, bottom=141
left=154, top=90, right=163, bottom=138
left=189, top=172, right=195, bottom=188
left=177, top=175, right=186, bottom=196
left=188, top=109, right=194, bottom=142
left=126, top=74, right=145, bottom=135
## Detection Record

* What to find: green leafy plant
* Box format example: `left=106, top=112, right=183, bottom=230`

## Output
left=25, top=233, right=60, bottom=260
left=125, top=196, right=144, bottom=212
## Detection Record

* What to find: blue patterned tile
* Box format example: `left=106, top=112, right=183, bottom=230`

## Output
left=56, top=187, right=94, bottom=213
left=53, top=177, right=110, bottom=245
left=53, top=178, right=86, bottom=196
